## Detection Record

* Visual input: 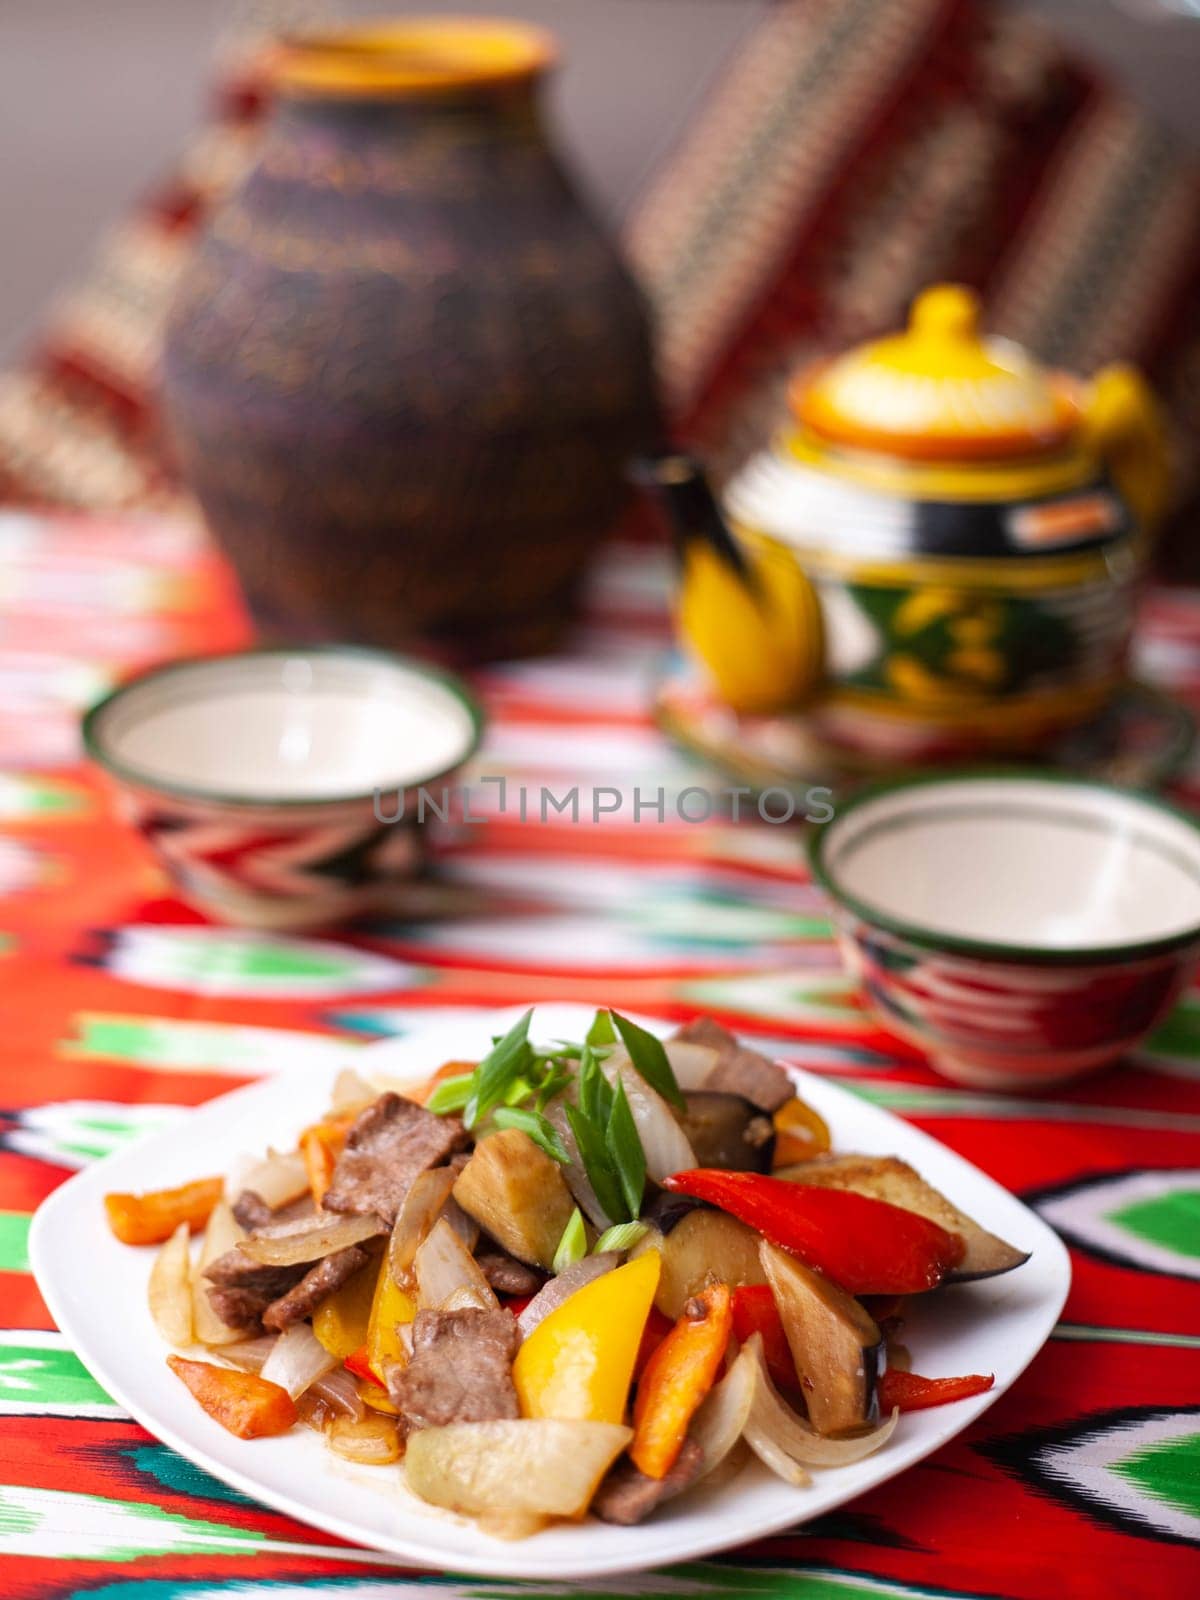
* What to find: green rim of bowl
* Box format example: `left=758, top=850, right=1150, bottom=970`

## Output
left=808, top=765, right=1200, bottom=967
left=81, top=644, right=486, bottom=811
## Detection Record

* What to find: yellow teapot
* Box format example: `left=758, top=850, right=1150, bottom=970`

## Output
left=649, top=285, right=1169, bottom=760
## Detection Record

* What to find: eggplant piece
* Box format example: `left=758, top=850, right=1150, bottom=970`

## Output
left=677, top=1092, right=775, bottom=1173
left=633, top=1207, right=768, bottom=1318
left=759, top=1241, right=882, bottom=1436
left=451, top=1130, right=576, bottom=1271
left=774, top=1154, right=1029, bottom=1283
left=641, top=1189, right=704, bottom=1236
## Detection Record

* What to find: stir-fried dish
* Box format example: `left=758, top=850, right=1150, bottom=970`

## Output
left=104, top=1011, right=1028, bottom=1535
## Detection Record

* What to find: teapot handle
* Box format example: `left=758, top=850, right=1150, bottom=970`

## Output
left=1082, top=364, right=1171, bottom=542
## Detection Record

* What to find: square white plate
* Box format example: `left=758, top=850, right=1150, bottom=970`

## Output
left=30, top=1004, right=1070, bottom=1580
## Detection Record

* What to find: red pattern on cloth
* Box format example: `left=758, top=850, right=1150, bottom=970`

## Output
left=0, top=512, right=1197, bottom=1593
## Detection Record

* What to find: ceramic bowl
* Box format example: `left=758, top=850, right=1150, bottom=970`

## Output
left=83, top=647, right=484, bottom=930
left=809, top=771, right=1200, bottom=1088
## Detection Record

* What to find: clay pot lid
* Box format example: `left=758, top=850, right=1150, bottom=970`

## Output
left=792, top=285, right=1081, bottom=463
left=271, top=18, right=556, bottom=98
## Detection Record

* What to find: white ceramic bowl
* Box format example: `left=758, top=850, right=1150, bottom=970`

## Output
left=810, top=771, right=1200, bottom=1088
left=83, top=647, right=483, bottom=929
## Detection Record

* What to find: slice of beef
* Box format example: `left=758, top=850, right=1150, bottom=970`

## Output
left=203, top=1246, right=307, bottom=1329
left=673, top=1017, right=793, bottom=1112
left=388, top=1307, right=519, bottom=1430
left=475, top=1251, right=545, bottom=1297
left=261, top=1244, right=369, bottom=1332
left=206, top=1285, right=275, bottom=1331
left=592, top=1436, right=705, bottom=1524
left=231, top=1189, right=273, bottom=1232
left=323, top=1093, right=469, bottom=1227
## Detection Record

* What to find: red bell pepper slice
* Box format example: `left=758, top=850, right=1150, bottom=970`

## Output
left=633, top=1305, right=674, bottom=1382
left=878, top=1368, right=994, bottom=1412
left=663, top=1170, right=964, bottom=1294
left=344, top=1342, right=384, bottom=1390
left=730, top=1284, right=797, bottom=1393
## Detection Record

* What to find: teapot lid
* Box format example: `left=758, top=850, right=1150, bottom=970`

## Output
left=794, top=285, right=1080, bottom=462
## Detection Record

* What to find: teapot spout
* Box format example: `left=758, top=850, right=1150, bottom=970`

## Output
left=630, top=452, right=825, bottom=716
left=629, top=451, right=754, bottom=584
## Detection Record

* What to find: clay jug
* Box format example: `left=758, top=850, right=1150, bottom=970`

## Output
left=162, top=19, right=659, bottom=657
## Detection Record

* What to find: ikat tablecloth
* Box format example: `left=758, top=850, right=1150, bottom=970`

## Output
left=0, top=510, right=1197, bottom=1599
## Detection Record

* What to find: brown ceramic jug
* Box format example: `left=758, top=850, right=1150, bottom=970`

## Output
left=162, top=19, right=658, bottom=657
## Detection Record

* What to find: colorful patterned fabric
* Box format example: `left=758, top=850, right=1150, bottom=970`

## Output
left=627, top=0, right=1200, bottom=534
left=1, top=507, right=1199, bottom=1596
left=4, top=0, right=1200, bottom=571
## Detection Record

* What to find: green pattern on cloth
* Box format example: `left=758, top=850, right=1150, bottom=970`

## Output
left=0, top=1213, right=31, bottom=1274
left=1108, top=1190, right=1200, bottom=1259
left=1112, top=1431, right=1200, bottom=1519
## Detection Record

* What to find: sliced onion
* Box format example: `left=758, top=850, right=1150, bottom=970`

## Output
left=229, top=1148, right=309, bottom=1210
left=604, top=1040, right=720, bottom=1093
left=147, top=1222, right=192, bottom=1348
left=663, top=1039, right=721, bottom=1089
left=388, top=1168, right=456, bottom=1280
left=308, top=1364, right=366, bottom=1422
left=414, top=1217, right=499, bottom=1311
left=441, top=1284, right=496, bottom=1313
left=241, top=1210, right=386, bottom=1266
left=328, top=1412, right=401, bottom=1464
left=221, top=1335, right=277, bottom=1374
left=516, top=1253, right=619, bottom=1339
left=260, top=1321, right=338, bottom=1399
left=442, top=1195, right=480, bottom=1253
left=744, top=1334, right=899, bottom=1467
left=611, top=1062, right=695, bottom=1183
left=743, top=1416, right=813, bottom=1487
left=329, top=1067, right=376, bottom=1113
left=689, top=1338, right=757, bottom=1478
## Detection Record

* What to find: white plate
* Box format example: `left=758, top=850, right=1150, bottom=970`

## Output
left=30, top=1004, right=1070, bottom=1580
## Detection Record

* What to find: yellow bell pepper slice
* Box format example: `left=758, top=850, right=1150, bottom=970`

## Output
left=513, top=1250, right=661, bottom=1425
left=365, top=1253, right=416, bottom=1383
left=312, top=1256, right=378, bottom=1359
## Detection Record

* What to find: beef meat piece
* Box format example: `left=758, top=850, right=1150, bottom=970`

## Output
left=323, top=1093, right=469, bottom=1227
left=203, top=1247, right=306, bottom=1328
left=673, top=1017, right=793, bottom=1112
left=592, top=1436, right=705, bottom=1524
left=475, top=1251, right=545, bottom=1297
left=388, top=1307, right=519, bottom=1429
left=231, top=1189, right=273, bottom=1231
left=206, top=1285, right=274, bottom=1330
left=262, top=1244, right=369, bottom=1332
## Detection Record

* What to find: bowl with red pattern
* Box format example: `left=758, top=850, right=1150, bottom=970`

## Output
left=810, top=771, right=1200, bottom=1088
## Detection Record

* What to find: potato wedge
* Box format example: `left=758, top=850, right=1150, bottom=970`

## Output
left=405, top=1419, right=631, bottom=1518
left=634, top=1209, right=767, bottom=1319
left=147, top=1222, right=193, bottom=1348
left=452, top=1129, right=575, bottom=1270
left=775, top=1154, right=1029, bottom=1282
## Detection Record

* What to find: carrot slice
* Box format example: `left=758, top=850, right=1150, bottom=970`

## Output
left=300, top=1127, right=337, bottom=1206
left=104, top=1178, right=224, bottom=1246
left=631, top=1282, right=732, bottom=1479
left=166, top=1355, right=297, bottom=1438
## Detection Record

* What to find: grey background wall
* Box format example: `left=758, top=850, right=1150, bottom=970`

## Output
left=2, top=0, right=1199, bottom=363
